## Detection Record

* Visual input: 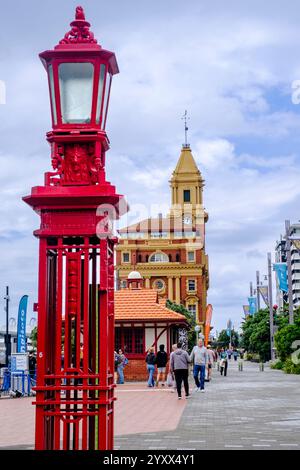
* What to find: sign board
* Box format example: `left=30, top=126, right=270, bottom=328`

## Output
left=11, top=353, right=28, bottom=373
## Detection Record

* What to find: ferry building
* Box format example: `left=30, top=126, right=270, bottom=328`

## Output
left=116, top=143, right=209, bottom=329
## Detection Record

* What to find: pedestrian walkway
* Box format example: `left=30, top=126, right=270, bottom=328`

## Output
left=114, top=361, right=300, bottom=450
left=1, top=361, right=300, bottom=450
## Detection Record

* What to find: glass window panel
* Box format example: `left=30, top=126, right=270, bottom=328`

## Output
left=188, top=251, right=195, bottom=261
left=188, top=280, right=196, bottom=291
left=59, top=62, right=94, bottom=124
left=102, top=73, right=112, bottom=129
left=115, top=328, right=121, bottom=352
left=183, top=190, right=191, bottom=202
left=134, top=328, right=144, bottom=354
left=96, top=64, right=106, bottom=124
left=48, top=65, right=57, bottom=125
left=149, top=252, right=169, bottom=263
left=123, top=328, right=132, bottom=354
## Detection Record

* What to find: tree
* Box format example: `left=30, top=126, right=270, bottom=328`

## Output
left=275, top=310, right=300, bottom=362
left=217, top=329, right=239, bottom=348
left=30, top=326, right=37, bottom=349
left=166, top=300, right=196, bottom=351
left=241, top=309, right=271, bottom=361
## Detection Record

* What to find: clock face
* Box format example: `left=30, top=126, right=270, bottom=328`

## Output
left=183, top=215, right=192, bottom=225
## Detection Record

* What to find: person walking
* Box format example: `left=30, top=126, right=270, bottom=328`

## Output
left=117, top=349, right=127, bottom=384
left=156, top=344, right=168, bottom=387
left=220, top=348, right=228, bottom=377
left=114, top=351, right=121, bottom=384
left=233, top=349, right=238, bottom=361
left=207, top=344, right=215, bottom=382
left=167, top=344, right=177, bottom=393
left=28, top=351, right=36, bottom=381
left=145, top=347, right=156, bottom=387
left=227, top=347, right=232, bottom=360
left=190, top=338, right=208, bottom=392
left=170, top=342, right=190, bottom=399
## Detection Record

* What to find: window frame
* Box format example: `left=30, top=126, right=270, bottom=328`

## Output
left=115, top=327, right=145, bottom=358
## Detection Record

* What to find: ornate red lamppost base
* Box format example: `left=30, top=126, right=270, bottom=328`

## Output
left=23, top=6, right=126, bottom=450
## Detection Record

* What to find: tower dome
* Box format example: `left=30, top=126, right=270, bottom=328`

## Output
left=128, top=271, right=143, bottom=280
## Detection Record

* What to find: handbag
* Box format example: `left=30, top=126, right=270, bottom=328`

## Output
left=166, top=372, right=174, bottom=387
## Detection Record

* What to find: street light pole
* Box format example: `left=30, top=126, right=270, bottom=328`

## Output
left=4, top=286, right=11, bottom=367
left=267, top=253, right=275, bottom=360
left=285, top=220, right=294, bottom=325
left=256, top=271, right=261, bottom=311
left=250, top=281, right=253, bottom=297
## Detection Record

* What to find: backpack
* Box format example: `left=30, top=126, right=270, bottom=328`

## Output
left=123, top=357, right=129, bottom=366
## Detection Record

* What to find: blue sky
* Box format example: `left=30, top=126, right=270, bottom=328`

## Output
left=1, top=0, right=300, bottom=333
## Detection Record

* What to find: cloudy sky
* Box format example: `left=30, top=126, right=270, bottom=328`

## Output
left=1, top=0, right=300, bottom=333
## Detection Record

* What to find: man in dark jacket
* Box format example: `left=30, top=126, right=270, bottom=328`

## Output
left=156, top=344, right=168, bottom=387
left=170, top=342, right=190, bottom=399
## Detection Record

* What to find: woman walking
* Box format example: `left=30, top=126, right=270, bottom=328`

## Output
left=220, top=348, right=228, bottom=377
left=145, top=347, right=156, bottom=387
left=117, top=349, right=127, bottom=384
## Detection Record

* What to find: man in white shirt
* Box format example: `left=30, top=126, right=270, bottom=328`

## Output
left=189, top=338, right=208, bottom=392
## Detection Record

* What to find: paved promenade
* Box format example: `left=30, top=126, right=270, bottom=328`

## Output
left=1, top=361, right=300, bottom=450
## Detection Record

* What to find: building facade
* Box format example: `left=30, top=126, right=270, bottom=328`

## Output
left=116, top=144, right=209, bottom=328
left=275, top=223, right=300, bottom=309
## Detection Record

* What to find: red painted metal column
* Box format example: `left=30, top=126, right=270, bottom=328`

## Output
left=23, top=6, right=127, bottom=450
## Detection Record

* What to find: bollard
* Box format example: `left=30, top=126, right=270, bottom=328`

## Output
left=238, top=360, right=243, bottom=371
left=259, top=362, right=264, bottom=372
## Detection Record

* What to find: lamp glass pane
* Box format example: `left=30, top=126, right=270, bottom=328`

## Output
left=102, top=73, right=112, bottom=129
left=96, top=64, right=106, bottom=124
left=59, top=62, right=94, bottom=124
left=48, top=65, right=57, bottom=125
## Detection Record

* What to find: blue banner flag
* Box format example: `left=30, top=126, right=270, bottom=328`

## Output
left=17, top=295, right=28, bottom=353
left=248, top=296, right=257, bottom=315
left=273, top=263, right=288, bottom=293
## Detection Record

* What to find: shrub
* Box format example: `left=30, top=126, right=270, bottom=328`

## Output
left=283, top=358, right=300, bottom=375
left=270, top=360, right=284, bottom=370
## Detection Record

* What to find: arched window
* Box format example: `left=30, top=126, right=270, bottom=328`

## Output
left=138, top=254, right=142, bottom=263
left=169, top=254, right=172, bottom=262
left=176, top=253, right=180, bottom=262
left=146, top=255, right=149, bottom=262
left=149, top=252, right=169, bottom=263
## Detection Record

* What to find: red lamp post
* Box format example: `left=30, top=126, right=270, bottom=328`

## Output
left=23, top=6, right=126, bottom=450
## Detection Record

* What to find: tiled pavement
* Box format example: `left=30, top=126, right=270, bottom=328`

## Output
left=1, top=361, right=300, bottom=450
left=114, top=361, right=300, bottom=450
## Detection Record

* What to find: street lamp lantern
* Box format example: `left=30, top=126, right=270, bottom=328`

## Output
left=40, top=6, right=118, bottom=129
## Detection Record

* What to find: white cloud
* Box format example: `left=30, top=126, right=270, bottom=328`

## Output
left=2, top=1, right=300, bottom=332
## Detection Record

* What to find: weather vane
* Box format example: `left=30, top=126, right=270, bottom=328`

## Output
left=181, top=110, right=190, bottom=147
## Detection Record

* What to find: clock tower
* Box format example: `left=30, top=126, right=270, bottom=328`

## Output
left=169, top=143, right=206, bottom=228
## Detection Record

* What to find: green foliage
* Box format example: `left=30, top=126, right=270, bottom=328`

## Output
left=30, top=326, right=37, bottom=349
left=241, top=309, right=271, bottom=362
left=166, top=300, right=196, bottom=350
left=217, top=329, right=239, bottom=348
left=270, top=360, right=285, bottom=370
left=283, top=358, right=300, bottom=375
left=274, top=311, right=300, bottom=362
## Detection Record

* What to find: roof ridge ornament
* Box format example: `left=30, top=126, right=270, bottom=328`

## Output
left=59, top=6, right=98, bottom=45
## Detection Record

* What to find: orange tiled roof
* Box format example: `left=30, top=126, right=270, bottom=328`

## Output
left=115, top=288, right=188, bottom=323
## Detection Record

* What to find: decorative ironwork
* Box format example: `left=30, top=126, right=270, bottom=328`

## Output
left=60, top=6, right=98, bottom=45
